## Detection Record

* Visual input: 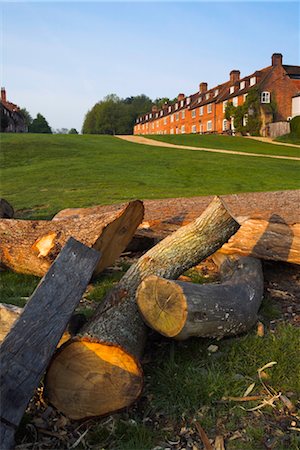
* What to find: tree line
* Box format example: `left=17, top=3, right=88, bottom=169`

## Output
left=82, top=94, right=175, bottom=135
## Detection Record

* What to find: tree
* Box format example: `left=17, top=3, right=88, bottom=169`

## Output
left=29, top=114, right=52, bottom=134
left=19, top=108, right=32, bottom=127
left=68, top=128, right=78, bottom=134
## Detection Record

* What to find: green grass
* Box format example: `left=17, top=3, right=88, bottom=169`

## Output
left=145, top=133, right=300, bottom=156
left=1, top=133, right=299, bottom=219
left=275, top=133, right=300, bottom=145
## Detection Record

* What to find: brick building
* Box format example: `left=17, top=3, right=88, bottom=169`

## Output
left=0, top=88, right=27, bottom=133
left=134, top=53, right=300, bottom=137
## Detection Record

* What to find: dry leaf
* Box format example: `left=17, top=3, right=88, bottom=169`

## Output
left=214, top=435, right=225, bottom=450
left=243, top=383, right=255, bottom=397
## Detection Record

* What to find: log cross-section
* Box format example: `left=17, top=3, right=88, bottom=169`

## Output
left=45, top=196, right=240, bottom=420
left=137, top=256, right=264, bottom=340
left=0, top=238, right=100, bottom=450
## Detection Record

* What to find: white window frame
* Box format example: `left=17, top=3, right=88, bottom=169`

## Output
left=230, top=86, right=235, bottom=94
left=243, top=114, right=248, bottom=126
left=152, top=123, right=154, bottom=129
left=214, top=89, right=219, bottom=97
left=181, top=125, right=185, bottom=134
left=163, top=117, right=167, bottom=125
left=250, top=76, right=256, bottom=86
left=180, top=100, right=184, bottom=107
left=261, top=91, right=271, bottom=103
left=170, top=128, right=174, bottom=134
left=207, top=103, right=212, bottom=113
left=186, top=97, right=191, bottom=105
left=232, top=97, right=238, bottom=107
left=240, top=81, right=245, bottom=90
left=199, top=106, right=204, bottom=116
left=176, top=112, right=179, bottom=121
left=207, top=120, right=212, bottom=131
left=223, top=100, right=228, bottom=113
left=205, top=93, right=210, bottom=100
left=168, top=106, right=171, bottom=113
left=222, top=119, right=227, bottom=131
left=181, top=110, right=185, bottom=119
left=175, top=103, right=178, bottom=110
left=243, top=93, right=248, bottom=101
left=170, top=114, right=174, bottom=123
left=160, top=110, right=163, bottom=117
left=191, top=109, right=196, bottom=118
left=200, top=124, right=203, bottom=134
left=191, top=124, right=197, bottom=133
left=198, top=96, right=202, bottom=103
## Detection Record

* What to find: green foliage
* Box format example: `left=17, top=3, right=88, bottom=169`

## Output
left=0, top=109, right=9, bottom=131
left=290, top=115, right=300, bottom=137
left=28, top=113, right=52, bottom=134
left=0, top=272, right=40, bottom=307
left=68, top=128, right=78, bottom=134
left=82, top=93, right=153, bottom=135
left=19, top=108, right=32, bottom=127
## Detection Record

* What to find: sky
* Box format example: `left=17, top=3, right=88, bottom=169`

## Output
left=1, top=1, right=299, bottom=131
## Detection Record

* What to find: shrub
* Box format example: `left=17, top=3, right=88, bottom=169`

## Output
left=290, top=115, right=300, bottom=137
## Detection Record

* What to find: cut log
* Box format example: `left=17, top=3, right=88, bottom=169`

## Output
left=0, top=199, right=14, bottom=219
left=136, top=256, right=263, bottom=340
left=0, top=200, right=144, bottom=276
left=0, top=303, right=86, bottom=346
left=0, top=238, right=100, bottom=450
left=45, top=196, right=240, bottom=420
left=53, top=191, right=300, bottom=264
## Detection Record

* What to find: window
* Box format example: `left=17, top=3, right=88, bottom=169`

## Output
left=200, top=124, right=203, bottom=133
left=176, top=127, right=179, bottom=134
left=142, top=124, right=145, bottom=129
left=240, top=81, right=245, bottom=90
left=181, top=125, right=185, bottom=134
left=186, top=97, right=191, bottom=105
left=200, top=106, right=204, bottom=116
left=176, top=113, right=179, bottom=121
left=230, top=86, right=235, bottom=94
left=223, top=100, right=228, bottom=112
left=168, top=106, right=171, bottom=113
left=175, top=103, right=178, bottom=110
left=170, top=128, right=174, bottom=134
left=146, top=123, right=148, bottom=128
left=191, top=109, right=196, bottom=118
left=180, top=100, right=184, bottom=107
left=243, top=114, right=248, bottom=126
left=164, top=117, right=167, bottom=125
left=261, top=91, right=270, bottom=103
left=232, top=97, right=238, bottom=107
left=243, top=93, right=248, bottom=101
left=222, top=119, right=227, bottom=131
left=214, top=89, right=219, bottom=97
left=156, top=113, right=158, bottom=118
left=198, top=96, right=202, bottom=103
left=181, top=110, right=185, bottom=119
left=146, top=115, right=148, bottom=120
left=207, top=120, right=212, bottom=131
left=206, top=93, right=210, bottom=100
left=171, top=114, right=174, bottom=123
left=149, top=113, right=152, bottom=119
left=160, top=110, right=163, bottom=117
left=207, top=103, right=212, bottom=113
left=152, top=123, right=154, bottom=129
left=156, top=122, right=159, bottom=128
left=250, top=76, right=256, bottom=86
left=192, top=124, right=197, bottom=133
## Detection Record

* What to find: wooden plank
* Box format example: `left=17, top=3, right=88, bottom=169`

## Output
left=0, top=237, right=100, bottom=450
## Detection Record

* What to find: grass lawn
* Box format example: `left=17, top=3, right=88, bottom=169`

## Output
left=1, top=133, right=299, bottom=219
left=144, top=133, right=300, bottom=157
left=275, top=133, right=300, bottom=145
left=1, top=133, right=300, bottom=449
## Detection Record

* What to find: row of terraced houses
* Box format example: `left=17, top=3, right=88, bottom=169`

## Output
left=134, top=54, right=300, bottom=137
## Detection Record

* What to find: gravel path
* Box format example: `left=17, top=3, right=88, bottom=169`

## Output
left=116, top=135, right=300, bottom=161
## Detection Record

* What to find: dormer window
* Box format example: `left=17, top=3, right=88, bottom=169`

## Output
left=214, top=89, right=219, bottom=97
left=240, top=81, right=245, bottom=90
left=180, top=100, right=184, bottom=107
left=261, top=91, right=271, bottom=103
left=149, top=113, right=152, bottom=119
left=250, top=76, right=256, bottom=86
left=205, top=93, right=210, bottom=100
left=156, top=113, right=158, bottom=118
left=175, top=103, right=178, bottom=110
left=168, top=106, right=171, bottom=113
left=186, top=97, right=191, bottom=105
left=198, top=96, right=202, bottom=103
left=230, top=86, right=235, bottom=94
left=160, top=110, right=163, bottom=117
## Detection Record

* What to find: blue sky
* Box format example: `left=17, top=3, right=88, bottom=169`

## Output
left=1, top=1, right=299, bottom=131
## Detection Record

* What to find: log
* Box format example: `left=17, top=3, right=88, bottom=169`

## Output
left=53, top=191, right=300, bottom=264
left=45, top=196, right=240, bottom=420
left=0, top=238, right=100, bottom=450
left=0, top=199, right=14, bottom=219
left=0, top=303, right=86, bottom=346
left=136, top=256, right=264, bottom=340
left=0, top=200, right=144, bottom=276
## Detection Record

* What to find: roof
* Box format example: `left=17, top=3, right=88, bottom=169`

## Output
left=0, top=99, right=20, bottom=113
left=283, top=65, right=300, bottom=79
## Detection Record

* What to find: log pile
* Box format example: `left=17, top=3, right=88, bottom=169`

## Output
left=0, top=191, right=297, bottom=440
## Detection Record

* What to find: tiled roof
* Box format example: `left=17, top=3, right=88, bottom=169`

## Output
left=0, top=99, right=20, bottom=113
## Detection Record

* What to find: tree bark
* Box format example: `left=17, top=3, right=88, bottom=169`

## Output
left=52, top=191, right=300, bottom=263
left=44, top=196, right=240, bottom=420
left=136, top=256, right=264, bottom=340
left=0, top=200, right=144, bottom=276
left=0, top=238, right=100, bottom=450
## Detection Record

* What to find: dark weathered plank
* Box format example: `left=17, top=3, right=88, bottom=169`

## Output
left=0, top=237, right=100, bottom=450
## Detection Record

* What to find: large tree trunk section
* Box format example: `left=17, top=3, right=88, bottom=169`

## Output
left=0, top=303, right=86, bottom=347
left=0, top=238, right=100, bottom=450
left=52, top=191, right=300, bottom=263
left=137, top=256, right=263, bottom=340
left=45, top=196, right=240, bottom=420
left=218, top=219, right=300, bottom=264
left=0, top=200, right=144, bottom=276
left=0, top=199, right=14, bottom=219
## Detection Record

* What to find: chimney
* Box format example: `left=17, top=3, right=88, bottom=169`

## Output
left=272, top=53, right=283, bottom=66
left=230, top=70, right=240, bottom=83
left=177, top=93, right=185, bottom=101
left=1, top=87, right=6, bottom=103
left=199, top=82, right=208, bottom=93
